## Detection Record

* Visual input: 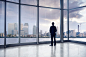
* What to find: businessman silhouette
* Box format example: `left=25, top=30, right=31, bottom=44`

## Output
left=50, top=22, right=57, bottom=46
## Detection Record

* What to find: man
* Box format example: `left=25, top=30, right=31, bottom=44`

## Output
left=50, top=22, right=57, bottom=46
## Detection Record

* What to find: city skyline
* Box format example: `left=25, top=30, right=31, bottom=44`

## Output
left=1, top=23, right=86, bottom=38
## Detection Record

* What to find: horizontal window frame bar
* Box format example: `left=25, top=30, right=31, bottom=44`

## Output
left=0, top=0, right=64, bottom=10
left=69, top=5, right=86, bottom=10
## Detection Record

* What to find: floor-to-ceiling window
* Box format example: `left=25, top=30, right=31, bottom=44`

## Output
left=6, top=2, right=19, bottom=44
left=39, top=0, right=61, bottom=42
left=0, top=1, right=4, bottom=45
left=69, top=0, right=86, bottom=42
left=39, top=8, right=60, bottom=42
left=20, top=0, right=37, bottom=43
left=21, top=6, right=37, bottom=43
left=63, top=0, right=68, bottom=40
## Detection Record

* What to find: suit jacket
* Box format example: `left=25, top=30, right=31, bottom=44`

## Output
left=50, top=26, right=57, bottom=35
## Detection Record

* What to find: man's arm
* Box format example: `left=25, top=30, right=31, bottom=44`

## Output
left=55, top=26, right=57, bottom=32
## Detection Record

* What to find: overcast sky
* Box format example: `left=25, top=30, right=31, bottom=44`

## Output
left=0, top=0, right=86, bottom=34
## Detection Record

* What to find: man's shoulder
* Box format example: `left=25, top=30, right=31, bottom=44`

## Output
left=51, top=26, right=56, bottom=27
left=50, top=26, right=52, bottom=28
left=54, top=26, right=56, bottom=27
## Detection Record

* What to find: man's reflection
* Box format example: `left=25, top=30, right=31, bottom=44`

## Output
left=60, top=43, right=64, bottom=57
left=51, top=46, right=56, bottom=57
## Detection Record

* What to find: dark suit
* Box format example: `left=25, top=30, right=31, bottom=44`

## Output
left=50, top=26, right=57, bottom=46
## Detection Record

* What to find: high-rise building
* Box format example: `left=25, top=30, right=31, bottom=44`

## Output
left=24, top=23, right=28, bottom=26
left=39, top=30, right=42, bottom=35
left=84, top=32, right=86, bottom=37
left=21, top=24, right=23, bottom=30
left=14, top=23, right=17, bottom=30
left=70, top=30, right=76, bottom=37
left=8, top=23, right=18, bottom=35
left=12, top=30, right=17, bottom=35
left=23, top=26, right=28, bottom=35
left=21, top=23, right=28, bottom=36
left=21, top=30, right=24, bottom=36
left=79, top=33, right=84, bottom=37
left=66, top=30, right=76, bottom=37
left=8, top=23, right=14, bottom=34
left=33, top=25, right=37, bottom=35
left=0, top=33, right=4, bottom=37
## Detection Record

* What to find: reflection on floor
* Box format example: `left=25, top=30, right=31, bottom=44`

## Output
left=0, top=42, right=86, bottom=57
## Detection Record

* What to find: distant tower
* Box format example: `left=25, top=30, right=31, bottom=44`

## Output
left=23, top=23, right=28, bottom=35
left=33, top=25, right=37, bottom=35
left=78, top=25, right=79, bottom=32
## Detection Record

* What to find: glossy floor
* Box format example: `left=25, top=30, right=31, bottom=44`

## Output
left=0, top=42, right=86, bottom=57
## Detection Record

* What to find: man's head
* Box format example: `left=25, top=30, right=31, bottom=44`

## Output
left=52, top=22, right=54, bottom=26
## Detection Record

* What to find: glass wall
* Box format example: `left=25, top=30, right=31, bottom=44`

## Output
left=0, top=1, right=4, bottom=45
left=21, top=5, right=37, bottom=43
left=64, top=10, right=67, bottom=40
left=39, top=8, right=60, bottom=42
left=69, top=7, right=86, bottom=42
left=6, top=3, right=19, bottom=44
left=0, top=0, right=69, bottom=47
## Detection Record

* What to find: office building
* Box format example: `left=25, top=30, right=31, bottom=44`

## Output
left=8, top=23, right=18, bottom=35
left=23, top=26, right=28, bottom=35
left=24, top=23, right=28, bottom=26
left=21, top=30, right=24, bottom=36
left=21, top=24, right=23, bottom=30
left=33, top=25, right=37, bottom=35
left=8, top=23, right=15, bottom=34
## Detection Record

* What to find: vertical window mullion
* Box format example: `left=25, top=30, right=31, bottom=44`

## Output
left=19, top=0, right=21, bottom=44
left=60, top=0, right=64, bottom=42
left=4, top=0, right=6, bottom=48
left=37, top=0, right=39, bottom=44
left=67, top=0, right=69, bottom=40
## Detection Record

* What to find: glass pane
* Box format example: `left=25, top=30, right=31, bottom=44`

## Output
left=69, top=7, right=86, bottom=42
left=7, top=0, right=19, bottom=3
left=64, top=10, right=67, bottom=40
left=21, top=5, right=37, bottom=43
left=39, top=0, right=60, bottom=8
left=39, top=8, right=60, bottom=42
left=21, top=0, right=37, bottom=5
left=69, top=0, right=86, bottom=9
left=6, top=3, right=19, bottom=44
left=0, top=1, right=4, bottom=45
left=64, top=0, right=67, bottom=9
